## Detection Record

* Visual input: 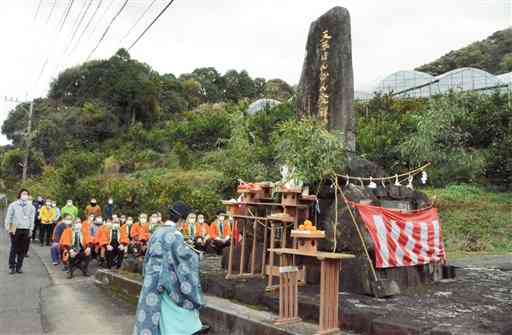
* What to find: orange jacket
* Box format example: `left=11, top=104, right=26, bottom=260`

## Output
left=209, top=222, right=218, bottom=239
left=84, top=205, right=102, bottom=218
left=222, top=220, right=231, bottom=238
left=209, top=220, right=231, bottom=239
left=130, top=223, right=142, bottom=240
left=59, top=227, right=91, bottom=249
left=121, top=223, right=134, bottom=241
left=138, top=223, right=151, bottom=242
left=82, top=221, right=91, bottom=237
left=96, top=227, right=129, bottom=246
left=194, top=223, right=209, bottom=238
left=181, top=222, right=190, bottom=239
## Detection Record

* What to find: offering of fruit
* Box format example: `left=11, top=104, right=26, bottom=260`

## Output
left=299, top=220, right=317, bottom=232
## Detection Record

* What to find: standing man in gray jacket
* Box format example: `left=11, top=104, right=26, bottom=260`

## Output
left=5, top=189, right=36, bottom=274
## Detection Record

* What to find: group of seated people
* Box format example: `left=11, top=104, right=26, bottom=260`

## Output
left=50, top=210, right=234, bottom=278
left=179, top=212, right=233, bottom=253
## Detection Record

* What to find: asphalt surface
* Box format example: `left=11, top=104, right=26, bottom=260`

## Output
left=0, top=230, right=135, bottom=335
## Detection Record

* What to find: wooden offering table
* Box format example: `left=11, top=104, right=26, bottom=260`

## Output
left=270, top=248, right=355, bottom=335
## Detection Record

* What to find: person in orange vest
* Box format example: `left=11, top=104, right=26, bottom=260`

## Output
left=208, top=213, right=231, bottom=254
left=60, top=218, right=92, bottom=278
left=130, top=214, right=148, bottom=257
left=130, top=213, right=144, bottom=241
left=97, top=218, right=129, bottom=269
left=121, top=216, right=135, bottom=253
left=194, top=214, right=210, bottom=250
left=89, top=216, right=102, bottom=261
left=50, top=215, right=71, bottom=266
left=84, top=198, right=102, bottom=218
left=94, top=217, right=110, bottom=266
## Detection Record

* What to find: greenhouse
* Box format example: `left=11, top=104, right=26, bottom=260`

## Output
left=246, top=98, right=281, bottom=114
left=357, top=67, right=511, bottom=100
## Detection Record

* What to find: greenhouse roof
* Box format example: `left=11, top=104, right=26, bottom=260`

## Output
left=358, top=67, right=509, bottom=100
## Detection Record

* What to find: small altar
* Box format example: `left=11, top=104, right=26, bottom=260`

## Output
left=270, top=248, right=354, bottom=335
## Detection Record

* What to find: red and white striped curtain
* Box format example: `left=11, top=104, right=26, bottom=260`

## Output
left=355, top=204, right=447, bottom=268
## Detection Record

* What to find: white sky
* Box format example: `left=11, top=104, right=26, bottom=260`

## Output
left=0, top=0, right=510, bottom=144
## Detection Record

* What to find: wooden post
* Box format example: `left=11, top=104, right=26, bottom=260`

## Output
left=316, top=259, right=341, bottom=335
left=250, top=220, right=257, bottom=274
left=274, top=254, right=301, bottom=325
left=261, top=221, right=267, bottom=276
left=226, top=219, right=236, bottom=279
left=239, top=220, right=247, bottom=275
left=267, top=223, right=276, bottom=288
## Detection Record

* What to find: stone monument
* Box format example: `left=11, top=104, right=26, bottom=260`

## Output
left=296, top=6, right=356, bottom=151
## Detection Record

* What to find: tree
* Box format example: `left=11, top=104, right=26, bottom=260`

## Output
left=48, top=49, right=162, bottom=128
left=254, top=77, right=266, bottom=98
left=0, top=148, right=43, bottom=179
left=223, top=70, right=256, bottom=102
left=182, top=79, right=203, bottom=109
left=498, top=53, right=512, bottom=73
left=264, top=79, right=294, bottom=101
left=160, top=74, right=187, bottom=116
left=191, top=67, right=225, bottom=103
left=416, top=27, right=512, bottom=75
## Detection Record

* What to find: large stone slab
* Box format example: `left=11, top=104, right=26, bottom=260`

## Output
left=296, top=6, right=356, bottom=150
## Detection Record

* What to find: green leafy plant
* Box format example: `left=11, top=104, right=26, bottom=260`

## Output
left=272, top=118, right=346, bottom=184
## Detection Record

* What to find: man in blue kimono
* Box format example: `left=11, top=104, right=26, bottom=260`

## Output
left=133, top=206, right=207, bottom=335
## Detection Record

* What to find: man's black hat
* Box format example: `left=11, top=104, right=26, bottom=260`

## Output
left=168, top=201, right=192, bottom=222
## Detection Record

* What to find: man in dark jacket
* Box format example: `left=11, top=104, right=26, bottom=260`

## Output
left=32, top=196, right=44, bottom=242
left=103, top=197, right=115, bottom=220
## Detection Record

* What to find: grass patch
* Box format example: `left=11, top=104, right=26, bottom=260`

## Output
left=423, top=184, right=512, bottom=253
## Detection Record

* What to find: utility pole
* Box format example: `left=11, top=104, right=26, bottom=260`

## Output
left=22, top=100, right=34, bottom=182
left=4, top=96, right=34, bottom=182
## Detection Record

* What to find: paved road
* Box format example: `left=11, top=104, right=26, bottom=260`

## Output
left=0, top=230, right=135, bottom=335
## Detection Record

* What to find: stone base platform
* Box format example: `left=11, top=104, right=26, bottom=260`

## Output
left=97, top=255, right=512, bottom=335
left=95, top=269, right=356, bottom=335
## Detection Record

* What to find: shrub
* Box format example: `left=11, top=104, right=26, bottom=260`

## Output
left=272, top=118, right=346, bottom=185
left=1, top=148, right=44, bottom=179
left=166, top=103, right=233, bottom=152
left=400, top=93, right=488, bottom=185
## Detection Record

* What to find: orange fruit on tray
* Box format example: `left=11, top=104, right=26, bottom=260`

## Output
left=299, top=224, right=305, bottom=230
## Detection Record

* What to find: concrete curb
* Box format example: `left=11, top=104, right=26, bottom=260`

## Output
left=94, top=269, right=346, bottom=335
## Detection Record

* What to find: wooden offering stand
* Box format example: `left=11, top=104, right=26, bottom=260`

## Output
left=265, top=188, right=318, bottom=291
left=223, top=183, right=317, bottom=288
left=290, top=229, right=325, bottom=253
left=271, top=248, right=355, bottom=335
left=224, top=182, right=276, bottom=280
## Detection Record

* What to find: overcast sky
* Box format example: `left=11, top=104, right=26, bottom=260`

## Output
left=0, top=0, right=510, bottom=144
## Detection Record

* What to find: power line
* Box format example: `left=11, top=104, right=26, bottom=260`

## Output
left=35, top=57, right=49, bottom=87
left=34, top=0, right=43, bottom=20
left=87, top=0, right=116, bottom=43
left=87, top=0, right=130, bottom=61
left=63, top=0, right=94, bottom=56
left=46, top=0, right=57, bottom=24
left=58, top=0, right=75, bottom=33
left=70, top=0, right=104, bottom=55
left=128, top=0, right=177, bottom=51
left=120, top=0, right=158, bottom=43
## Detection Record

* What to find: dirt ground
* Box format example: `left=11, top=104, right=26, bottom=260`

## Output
left=201, top=254, right=512, bottom=335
